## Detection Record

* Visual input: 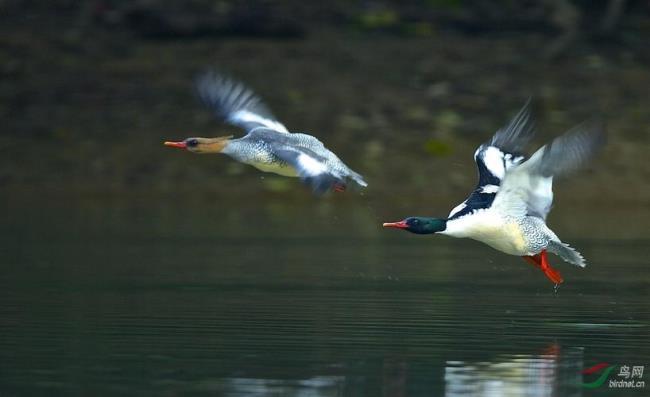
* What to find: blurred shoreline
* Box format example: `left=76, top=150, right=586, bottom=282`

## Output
left=2, top=2, right=650, bottom=202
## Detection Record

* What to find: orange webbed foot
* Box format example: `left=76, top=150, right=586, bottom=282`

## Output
left=522, top=250, right=564, bottom=284
left=542, top=265, right=564, bottom=284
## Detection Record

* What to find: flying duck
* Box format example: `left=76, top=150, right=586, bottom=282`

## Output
left=164, top=72, right=367, bottom=194
left=383, top=102, right=605, bottom=284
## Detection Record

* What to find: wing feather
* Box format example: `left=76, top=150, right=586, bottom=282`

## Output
left=449, top=100, right=535, bottom=219
left=273, top=147, right=346, bottom=195
left=196, top=72, right=289, bottom=133
left=491, top=119, right=605, bottom=220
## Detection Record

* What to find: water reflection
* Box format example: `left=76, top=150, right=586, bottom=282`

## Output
left=202, top=345, right=585, bottom=396
left=0, top=200, right=648, bottom=396
left=445, top=345, right=583, bottom=397
left=219, top=376, right=345, bottom=397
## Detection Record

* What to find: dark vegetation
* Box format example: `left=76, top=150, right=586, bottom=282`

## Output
left=2, top=1, right=649, bottom=202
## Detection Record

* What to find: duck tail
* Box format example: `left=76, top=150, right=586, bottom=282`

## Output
left=349, top=171, right=368, bottom=188
left=547, top=240, right=586, bottom=268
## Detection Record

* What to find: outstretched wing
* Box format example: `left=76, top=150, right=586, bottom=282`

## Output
left=449, top=100, right=535, bottom=219
left=272, top=146, right=346, bottom=195
left=491, top=119, right=605, bottom=220
left=196, top=71, right=289, bottom=133
left=532, top=119, right=606, bottom=177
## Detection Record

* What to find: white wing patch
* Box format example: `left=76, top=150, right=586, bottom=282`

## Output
left=448, top=201, right=467, bottom=218
left=504, top=153, right=525, bottom=170
left=480, top=184, right=499, bottom=194
left=482, top=146, right=506, bottom=179
left=231, top=110, right=289, bottom=133
left=297, top=153, right=328, bottom=176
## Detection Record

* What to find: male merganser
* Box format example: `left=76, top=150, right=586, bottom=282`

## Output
left=164, top=72, right=367, bottom=194
left=383, top=102, right=605, bottom=284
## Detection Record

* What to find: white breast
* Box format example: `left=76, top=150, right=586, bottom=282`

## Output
left=442, top=209, right=528, bottom=256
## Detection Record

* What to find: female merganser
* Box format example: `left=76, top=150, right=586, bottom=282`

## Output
left=383, top=102, right=605, bottom=284
left=164, top=72, right=367, bottom=194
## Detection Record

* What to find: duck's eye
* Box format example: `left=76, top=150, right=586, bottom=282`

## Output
left=186, top=139, right=199, bottom=147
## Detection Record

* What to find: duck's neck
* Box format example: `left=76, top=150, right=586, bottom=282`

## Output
left=219, top=139, right=240, bottom=155
left=198, top=136, right=233, bottom=154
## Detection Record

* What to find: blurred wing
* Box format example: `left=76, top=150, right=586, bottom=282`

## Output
left=196, top=72, right=289, bottom=133
left=449, top=100, right=535, bottom=219
left=489, top=165, right=554, bottom=220
left=488, top=98, right=536, bottom=154
left=534, top=119, right=606, bottom=177
left=273, top=147, right=345, bottom=195
left=491, top=119, right=605, bottom=220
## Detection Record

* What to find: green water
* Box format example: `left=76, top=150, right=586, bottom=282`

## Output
left=1, top=200, right=648, bottom=396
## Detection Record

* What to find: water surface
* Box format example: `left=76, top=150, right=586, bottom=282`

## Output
left=1, top=199, right=648, bottom=396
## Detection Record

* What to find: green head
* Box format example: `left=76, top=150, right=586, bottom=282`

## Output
left=383, top=217, right=447, bottom=234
